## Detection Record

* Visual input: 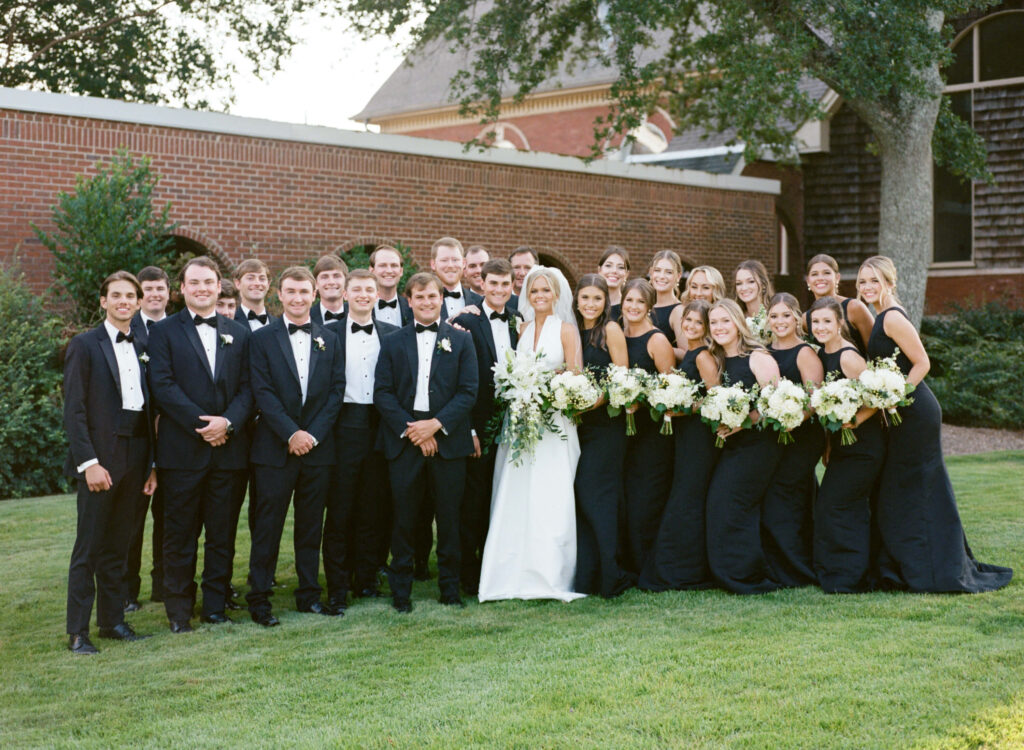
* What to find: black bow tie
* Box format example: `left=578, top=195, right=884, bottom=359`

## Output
left=415, top=322, right=439, bottom=334
left=443, top=289, right=461, bottom=299
left=378, top=298, right=398, bottom=309
left=324, top=310, right=344, bottom=322
left=194, top=314, right=216, bottom=328
left=247, top=310, right=268, bottom=325
left=116, top=330, right=134, bottom=343
left=288, top=322, right=312, bottom=335
left=489, top=310, right=510, bottom=322
left=351, top=322, right=373, bottom=335
left=145, top=318, right=154, bottom=331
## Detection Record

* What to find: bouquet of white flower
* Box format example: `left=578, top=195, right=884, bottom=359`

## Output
left=810, top=376, right=862, bottom=446
left=859, top=348, right=915, bottom=426
left=745, top=307, right=772, bottom=346
left=604, top=364, right=648, bottom=436
left=550, top=370, right=602, bottom=424
left=646, top=371, right=701, bottom=435
left=756, top=377, right=810, bottom=445
left=492, top=349, right=559, bottom=465
left=700, top=384, right=755, bottom=448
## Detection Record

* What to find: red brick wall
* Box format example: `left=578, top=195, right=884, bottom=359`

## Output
left=925, top=273, right=1024, bottom=315
left=1, top=108, right=777, bottom=294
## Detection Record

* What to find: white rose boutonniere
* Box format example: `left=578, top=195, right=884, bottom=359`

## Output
left=138, top=352, right=150, bottom=364
left=437, top=337, right=452, bottom=353
left=314, top=336, right=326, bottom=351
left=220, top=333, right=233, bottom=348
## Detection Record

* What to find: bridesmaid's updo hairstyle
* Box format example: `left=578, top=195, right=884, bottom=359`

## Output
left=807, top=296, right=853, bottom=343
left=768, top=292, right=805, bottom=337
left=683, top=265, right=728, bottom=303
left=622, top=278, right=656, bottom=314
left=858, top=255, right=901, bottom=305
left=680, top=299, right=711, bottom=343
left=733, top=259, right=774, bottom=311
left=574, top=273, right=611, bottom=351
left=707, top=299, right=766, bottom=376
left=806, top=253, right=840, bottom=275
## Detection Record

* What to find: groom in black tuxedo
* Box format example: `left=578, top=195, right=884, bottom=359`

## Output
left=374, top=272, right=478, bottom=611
left=147, top=256, right=253, bottom=632
left=246, top=266, right=345, bottom=625
left=452, top=259, right=520, bottom=595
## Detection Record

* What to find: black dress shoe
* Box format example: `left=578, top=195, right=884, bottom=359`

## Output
left=123, top=600, right=141, bottom=613
left=68, top=633, right=98, bottom=654
left=355, top=587, right=380, bottom=599
left=392, top=598, right=413, bottom=613
left=200, top=612, right=233, bottom=625
left=98, top=623, right=150, bottom=641
left=251, top=610, right=280, bottom=628
left=328, top=596, right=348, bottom=614
left=169, top=620, right=194, bottom=634
left=298, top=601, right=335, bottom=616
left=439, top=594, right=465, bottom=608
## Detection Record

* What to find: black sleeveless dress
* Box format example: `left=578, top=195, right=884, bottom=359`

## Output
left=608, top=303, right=622, bottom=325
left=638, top=345, right=719, bottom=591
left=813, top=346, right=885, bottom=593
left=804, top=298, right=866, bottom=354
left=573, top=327, right=634, bottom=597
left=760, top=343, right=826, bottom=587
left=622, top=329, right=675, bottom=575
left=867, top=308, right=1012, bottom=593
left=704, top=354, right=783, bottom=594
left=651, top=303, right=680, bottom=346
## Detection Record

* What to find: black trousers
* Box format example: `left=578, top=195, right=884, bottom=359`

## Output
left=160, top=466, right=245, bottom=622
left=122, top=482, right=164, bottom=602
left=387, top=443, right=465, bottom=601
left=67, top=437, right=148, bottom=635
left=460, top=448, right=497, bottom=592
left=247, top=460, right=330, bottom=612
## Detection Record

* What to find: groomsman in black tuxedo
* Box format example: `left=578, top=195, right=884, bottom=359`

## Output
left=374, top=272, right=478, bottom=611
left=64, top=271, right=157, bottom=653
left=509, top=246, right=539, bottom=309
left=463, top=245, right=489, bottom=297
left=311, top=254, right=348, bottom=326
left=148, top=256, right=253, bottom=632
left=247, top=267, right=345, bottom=625
left=233, top=258, right=273, bottom=331
left=432, top=237, right=483, bottom=321
left=452, top=259, right=520, bottom=595
left=370, top=245, right=413, bottom=328
left=122, top=265, right=170, bottom=611
left=216, top=279, right=240, bottom=318
left=322, top=269, right=399, bottom=611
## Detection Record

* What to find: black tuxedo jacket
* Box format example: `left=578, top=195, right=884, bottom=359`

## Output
left=129, top=312, right=150, bottom=350
left=63, top=324, right=154, bottom=479
left=234, top=306, right=275, bottom=329
left=373, top=295, right=413, bottom=327
left=373, top=321, right=478, bottom=460
left=452, top=307, right=521, bottom=436
left=147, top=310, right=253, bottom=470
left=248, top=318, right=345, bottom=467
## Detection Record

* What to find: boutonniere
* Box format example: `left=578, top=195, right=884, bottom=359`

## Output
left=314, top=336, right=326, bottom=351
left=220, top=333, right=233, bottom=348
left=138, top=352, right=150, bottom=364
left=507, top=316, right=518, bottom=336
left=437, top=337, right=452, bottom=353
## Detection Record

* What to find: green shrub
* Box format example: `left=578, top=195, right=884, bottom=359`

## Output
left=921, top=302, right=1024, bottom=429
left=0, top=267, right=69, bottom=499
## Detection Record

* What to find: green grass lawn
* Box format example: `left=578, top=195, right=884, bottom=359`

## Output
left=1, top=452, right=1023, bottom=749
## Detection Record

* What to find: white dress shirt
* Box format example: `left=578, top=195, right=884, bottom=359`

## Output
left=375, top=295, right=403, bottom=327
left=288, top=319, right=312, bottom=405
left=413, top=322, right=438, bottom=412
left=442, top=284, right=468, bottom=319
left=189, top=307, right=218, bottom=375
left=344, top=319, right=380, bottom=404
left=483, top=302, right=513, bottom=368
left=240, top=303, right=269, bottom=331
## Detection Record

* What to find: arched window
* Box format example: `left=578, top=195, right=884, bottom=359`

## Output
left=935, top=11, right=1024, bottom=264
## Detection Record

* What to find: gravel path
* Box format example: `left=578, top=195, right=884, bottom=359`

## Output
left=942, top=424, right=1024, bottom=456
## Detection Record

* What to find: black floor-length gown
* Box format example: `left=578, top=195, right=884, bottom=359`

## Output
left=622, top=330, right=674, bottom=575
left=573, top=329, right=634, bottom=597
left=705, top=354, right=783, bottom=594
left=638, top=345, right=719, bottom=591
left=868, top=308, right=1012, bottom=593
left=651, top=303, right=680, bottom=345
left=761, top=343, right=825, bottom=587
left=813, top=347, right=885, bottom=593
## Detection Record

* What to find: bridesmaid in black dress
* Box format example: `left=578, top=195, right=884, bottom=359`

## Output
left=621, top=279, right=676, bottom=576
left=804, top=254, right=874, bottom=354
left=572, top=274, right=634, bottom=598
left=761, top=293, right=825, bottom=587
left=733, top=259, right=774, bottom=322
left=598, top=246, right=630, bottom=324
left=808, top=296, right=885, bottom=593
left=648, top=250, right=684, bottom=354
left=858, top=256, right=1012, bottom=593
left=682, top=265, right=727, bottom=306
left=639, top=299, right=720, bottom=591
left=704, top=299, right=784, bottom=594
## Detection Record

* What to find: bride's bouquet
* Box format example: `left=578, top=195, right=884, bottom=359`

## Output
left=550, top=370, right=602, bottom=424
left=700, top=384, right=756, bottom=448
left=492, top=349, right=559, bottom=465
left=646, top=371, right=701, bottom=435
left=810, top=376, right=862, bottom=446
left=604, top=365, right=648, bottom=436
left=859, top=348, right=915, bottom=426
left=756, top=378, right=810, bottom=445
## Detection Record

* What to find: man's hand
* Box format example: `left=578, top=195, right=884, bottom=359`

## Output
left=85, top=463, right=112, bottom=493
left=196, top=415, right=229, bottom=446
left=471, top=434, right=482, bottom=458
left=405, top=418, right=442, bottom=446
left=419, top=436, right=439, bottom=457
left=289, top=430, right=316, bottom=456
left=143, top=469, right=158, bottom=496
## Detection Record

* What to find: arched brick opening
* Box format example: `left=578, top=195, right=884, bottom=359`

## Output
left=534, top=247, right=580, bottom=289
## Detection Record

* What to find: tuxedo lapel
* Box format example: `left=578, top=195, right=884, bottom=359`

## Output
left=478, top=314, right=498, bottom=362
left=429, top=322, right=452, bottom=382
left=214, top=315, right=231, bottom=382
left=181, top=311, right=214, bottom=381
left=403, top=326, right=418, bottom=386
left=96, top=327, right=122, bottom=400
left=273, top=320, right=302, bottom=391
left=307, top=323, right=325, bottom=385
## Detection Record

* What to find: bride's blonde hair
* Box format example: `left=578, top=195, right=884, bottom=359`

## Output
left=523, top=267, right=562, bottom=301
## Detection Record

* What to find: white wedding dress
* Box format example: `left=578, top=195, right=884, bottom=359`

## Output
left=478, top=315, right=585, bottom=602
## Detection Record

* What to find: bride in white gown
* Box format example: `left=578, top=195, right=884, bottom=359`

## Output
left=478, top=267, right=586, bottom=602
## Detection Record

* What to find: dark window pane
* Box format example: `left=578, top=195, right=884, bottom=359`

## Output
left=933, top=164, right=973, bottom=263
left=950, top=91, right=971, bottom=122
left=947, top=31, right=974, bottom=85
left=980, top=13, right=1024, bottom=81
